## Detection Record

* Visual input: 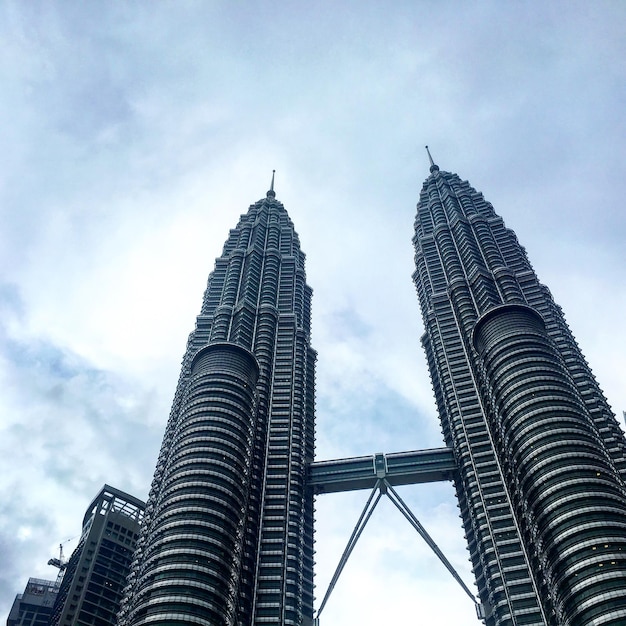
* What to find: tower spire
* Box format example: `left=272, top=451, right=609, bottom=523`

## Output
left=267, top=169, right=276, bottom=198
left=425, top=145, right=439, bottom=173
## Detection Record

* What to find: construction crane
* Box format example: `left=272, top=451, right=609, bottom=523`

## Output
left=47, top=539, right=72, bottom=571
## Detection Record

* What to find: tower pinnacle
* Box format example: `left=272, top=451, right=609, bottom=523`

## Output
left=425, top=145, right=439, bottom=173
left=267, top=169, right=276, bottom=198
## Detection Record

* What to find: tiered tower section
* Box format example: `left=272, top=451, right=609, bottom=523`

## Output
left=412, top=158, right=626, bottom=625
left=118, top=186, right=316, bottom=626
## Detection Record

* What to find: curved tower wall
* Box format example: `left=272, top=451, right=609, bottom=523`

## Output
left=474, top=305, right=626, bottom=624
left=123, top=343, right=259, bottom=626
left=119, top=191, right=316, bottom=626
left=412, top=165, right=626, bottom=625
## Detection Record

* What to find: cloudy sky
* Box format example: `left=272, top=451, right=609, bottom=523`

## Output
left=1, top=2, right=625, bottom=624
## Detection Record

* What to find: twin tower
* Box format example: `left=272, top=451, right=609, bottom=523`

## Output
left=117, top=160, right=626, bottom=626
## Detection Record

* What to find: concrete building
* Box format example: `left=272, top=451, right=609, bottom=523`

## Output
left=6, top=578, right=58, bottom=626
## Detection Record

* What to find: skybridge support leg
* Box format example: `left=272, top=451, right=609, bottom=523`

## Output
left=314, top=477, right=483, bottom=622
left=315, top=481, right=383, bottom=620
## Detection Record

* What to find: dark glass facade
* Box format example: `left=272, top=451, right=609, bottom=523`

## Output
left=412, top=161, right=626, bottom=625
left=118, top=188, right=316, bottom=626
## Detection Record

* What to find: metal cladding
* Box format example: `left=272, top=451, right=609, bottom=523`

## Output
left=119, top=192, right=316, bottom=626
left=474, top=305, right=626, bottom=624
left=125, top=343, right=259, bottom=625
left=413, top=166, right=626, bottom=625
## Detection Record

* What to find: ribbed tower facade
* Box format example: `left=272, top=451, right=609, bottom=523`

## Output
left=118, top=184, right=316, bottom=626
left=412, top=157, right=626, bottom=625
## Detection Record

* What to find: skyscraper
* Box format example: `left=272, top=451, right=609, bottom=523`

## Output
left=115, top=160, right=626, bottom=626
left=49, top=485, right=144, bottom=626
left=412, top=152, right=626, bottom=625
left=118, top=181, right=316, bottom=626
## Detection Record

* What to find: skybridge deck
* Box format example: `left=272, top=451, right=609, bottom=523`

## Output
left=308, top=447, right=455, bottom=494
